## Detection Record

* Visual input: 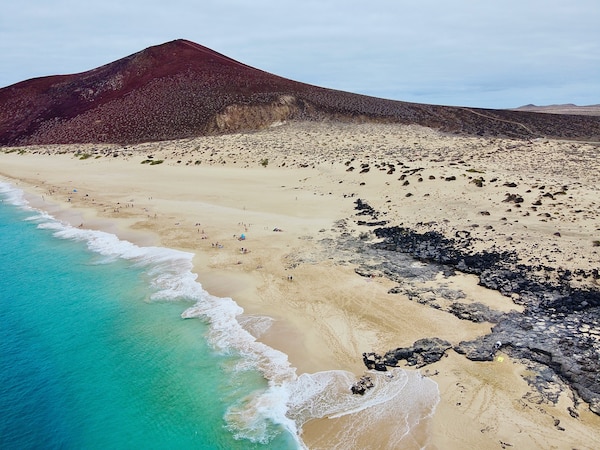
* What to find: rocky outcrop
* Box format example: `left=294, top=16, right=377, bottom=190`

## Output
left=351, top=375, right=374, bottom=395
left=384, top=338, right=452, bottom=368
left=367, top=220, right=600, bottom=414
left=363, top=338, right=452, bottom=370
left=455, top=310, right=600, bottom=413
left=449, top=302, right=504, bottom=323
left=362, top=352, right=388, bottom=371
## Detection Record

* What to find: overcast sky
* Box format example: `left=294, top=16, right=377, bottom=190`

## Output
left=1, top=0, right=598, bottom=108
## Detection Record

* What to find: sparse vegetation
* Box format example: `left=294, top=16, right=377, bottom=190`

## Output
left=470, top=177, right=485, bottom=187
left=260, top=158, right=269, bottom=167
left=141, top=159, right=164, bottom=165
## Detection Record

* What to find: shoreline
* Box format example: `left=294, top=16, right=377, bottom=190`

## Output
left=2, top=121, right=600, bottom=449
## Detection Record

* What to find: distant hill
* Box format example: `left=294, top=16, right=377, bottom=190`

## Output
left=1, top=39, right=600, bottom=146
left=513, top=104, right=600, bottom=116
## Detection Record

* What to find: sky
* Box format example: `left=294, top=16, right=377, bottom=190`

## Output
left=1, top=0, right=599, bottom=109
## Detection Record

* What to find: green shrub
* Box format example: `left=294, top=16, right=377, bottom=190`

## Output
left=470, top=177, right=484, bottom=187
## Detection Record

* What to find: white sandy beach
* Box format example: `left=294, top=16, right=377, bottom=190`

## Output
left=2, top=121, right=599, bottom=449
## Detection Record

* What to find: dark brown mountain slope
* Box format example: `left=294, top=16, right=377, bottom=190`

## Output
left=1, top=39, right=599, bottom=146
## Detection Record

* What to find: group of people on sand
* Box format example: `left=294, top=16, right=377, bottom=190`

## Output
left=195, top=223, right=209, bottom=239
left=204, top=223, right=289, bottom=270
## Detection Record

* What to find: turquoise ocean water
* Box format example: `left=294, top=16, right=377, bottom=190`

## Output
left=0, top=183, right=299, bottom=449
left=0, top=181, right=440, bottom=450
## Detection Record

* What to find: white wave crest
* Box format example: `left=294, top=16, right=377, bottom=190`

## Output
left=0, top=181, right=28, bottom=207
left=35, top=220, right=204, bottom=302
left=224, top=366, right=439, bottom=449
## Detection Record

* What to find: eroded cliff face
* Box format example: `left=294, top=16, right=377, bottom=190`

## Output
left=209, top=95, right=309, bottom=133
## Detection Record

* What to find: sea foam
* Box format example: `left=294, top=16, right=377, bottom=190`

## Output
left=0, top=182, right=28, bottom=206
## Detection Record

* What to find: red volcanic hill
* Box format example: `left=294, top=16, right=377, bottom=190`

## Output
left=1, top=39, right=599, bottom=146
